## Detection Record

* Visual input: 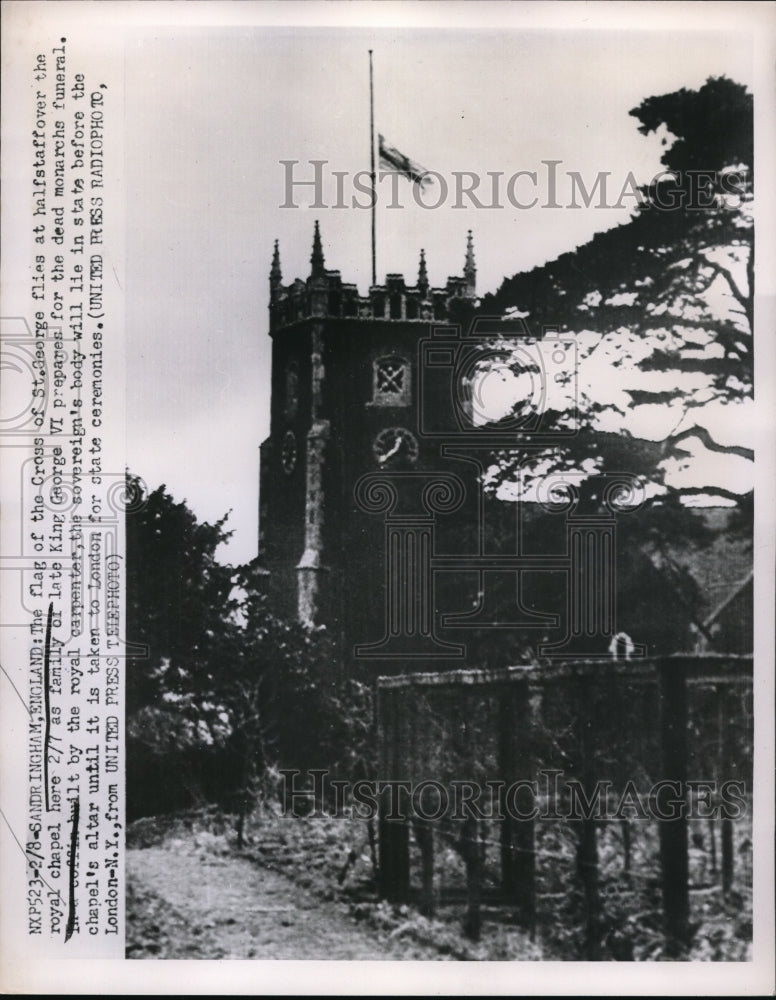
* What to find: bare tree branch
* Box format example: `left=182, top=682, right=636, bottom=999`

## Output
left=665, top=484, right=751, bottom=504
left=701, top=256, right=750, bottom=316
left=664, top=425, right=754, bottom=462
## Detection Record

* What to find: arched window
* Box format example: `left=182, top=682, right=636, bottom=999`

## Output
left=608, top=631, right=634, bottom=661
left=372, top=355, right=410, bottom=407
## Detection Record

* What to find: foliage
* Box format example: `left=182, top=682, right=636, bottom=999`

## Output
left=127, top=802, right=751, bottom=962
left=230, top=564, right=373, bottom=781
left=125, top=473, right=373, bottom=819
left=435, top=488, right=714, bottom=658
left=125, top=472, right=236, bottom=714
left=480, top=77, right=753, bottom=514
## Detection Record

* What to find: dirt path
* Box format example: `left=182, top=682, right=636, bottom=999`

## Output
left=127, top=839, right=439, bottom=960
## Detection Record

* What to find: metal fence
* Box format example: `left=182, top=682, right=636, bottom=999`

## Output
left=375, top=655, right=753, bottom=958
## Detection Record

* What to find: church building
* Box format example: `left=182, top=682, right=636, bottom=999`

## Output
left=257, top=222, right=482, bottom=671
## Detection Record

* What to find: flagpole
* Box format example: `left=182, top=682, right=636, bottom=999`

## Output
left=369, top=49, right=376, bottom=287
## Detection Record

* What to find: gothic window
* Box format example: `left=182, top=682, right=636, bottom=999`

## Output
left=372, top=355, right=411, bottom=407
left=284, top=361, right=299, bottom=419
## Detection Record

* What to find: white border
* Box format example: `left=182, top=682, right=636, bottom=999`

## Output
left=2, top=1, right=774, bottom=994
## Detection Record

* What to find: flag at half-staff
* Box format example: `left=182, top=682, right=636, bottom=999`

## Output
left=378, top=134, right=433, bottom=187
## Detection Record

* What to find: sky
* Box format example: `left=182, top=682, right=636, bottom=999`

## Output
left=123, top=21, right=755, bottom=563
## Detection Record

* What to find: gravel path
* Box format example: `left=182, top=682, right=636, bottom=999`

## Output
left=127, top=840, right=437, bottom=960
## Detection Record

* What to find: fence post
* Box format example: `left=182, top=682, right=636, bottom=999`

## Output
left=658, top=659, right=690, bottom=957
left=461, top=813, right=482, bottom=940
left=410, top=693, right=435, bottom=916
left=456, top=690, right=482, bottom=940
left=498, top=678, right=536, bottom=934
left=721, top=815, right=734, bottom=896
left=377, top=686, right=410, bottom=902
left=575, top=811, right=601, bottom=960
left=718, top=683, right=735, bottom=896
left=707, top=815, right=718, bottom=874
left=413, top=818, right=435, bottom=916
left=378, top=799, right=410, bottom=902
left=573, top=674, right=602, bottom=961
left=621, top=819, right=632, bottom=876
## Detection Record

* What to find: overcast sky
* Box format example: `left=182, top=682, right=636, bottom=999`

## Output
left=124, top=23, right=754, bottom=563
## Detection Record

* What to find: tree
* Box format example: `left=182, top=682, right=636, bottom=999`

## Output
left=125, top=473, right=238, bottom=815
left=125, top=472, right=236, bottom=714
left=481, top=77, right=753, bottom=514
left=226, top=563, right=373, bottom=814
left=458, top=78, right=754, bottom=655
left=125, top=474, right=372, bottom=821
left=626, top=77, right=753, bottom=476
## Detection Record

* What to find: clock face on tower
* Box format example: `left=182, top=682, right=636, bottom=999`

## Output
left=281, top=430, right=297, bottom=474
left=373, top=426, right=419, bottom=467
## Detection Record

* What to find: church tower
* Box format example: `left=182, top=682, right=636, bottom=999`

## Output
left=257, top=224, right=479, bottom=665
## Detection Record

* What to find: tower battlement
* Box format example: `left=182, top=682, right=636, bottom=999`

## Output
left=269, top=222, right=477, bottom=332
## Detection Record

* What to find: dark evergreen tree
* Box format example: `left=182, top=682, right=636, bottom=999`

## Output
left=125, top=472, right=236, bottom=715
left=125, top=473, right=371, bottom=819
left=467, top=78, right=753, bottom=652
left=481, top=77, right=753, bottom=511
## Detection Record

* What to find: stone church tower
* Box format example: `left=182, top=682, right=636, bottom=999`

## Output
left=258, top=223, right=641, bottom=669
left=257, top=222, right=480, bottom=668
